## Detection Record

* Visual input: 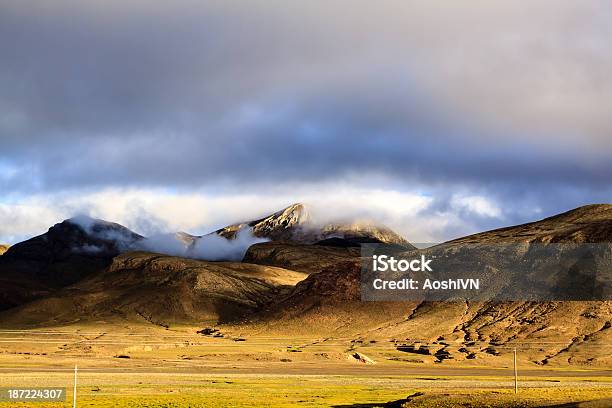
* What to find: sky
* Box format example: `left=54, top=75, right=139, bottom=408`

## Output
left=0, top=0, right=611, bottom=244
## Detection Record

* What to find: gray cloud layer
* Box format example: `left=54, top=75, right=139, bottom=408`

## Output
left=0, top=1, right=610, bottom=234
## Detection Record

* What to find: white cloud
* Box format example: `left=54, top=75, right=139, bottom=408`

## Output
left=450, top=195, right=502, bottom=219
left=190, top=228, right=269, bottom=262
left=0, top=201, right=60, bottom=244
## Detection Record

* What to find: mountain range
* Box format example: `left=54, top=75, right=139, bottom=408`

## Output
left=0, top=203, right=407, bottom=312
left=0, top=203, right=610, bottom=366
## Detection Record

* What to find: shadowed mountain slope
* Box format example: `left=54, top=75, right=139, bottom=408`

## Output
left=243, top=242, right=360, bottom=274
left=0, top=217, right=142, bottom=310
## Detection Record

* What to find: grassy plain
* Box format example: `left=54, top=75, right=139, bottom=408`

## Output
left=0, top=323, right=610, bottom=407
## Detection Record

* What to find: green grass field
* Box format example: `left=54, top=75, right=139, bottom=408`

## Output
left=1, top=371, right=611, bottom=407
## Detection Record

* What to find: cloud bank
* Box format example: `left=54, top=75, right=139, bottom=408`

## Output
left=135, top=229, right=268, bottom=262
left=0, top=187, right=530, bottom=245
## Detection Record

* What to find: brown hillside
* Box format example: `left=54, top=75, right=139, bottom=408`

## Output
left=0, top=252, right=307, bottom=327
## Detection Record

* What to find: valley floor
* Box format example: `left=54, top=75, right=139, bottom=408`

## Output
left=0, top=323, right=610, bottom=407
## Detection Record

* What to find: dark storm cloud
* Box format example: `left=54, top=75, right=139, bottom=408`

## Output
left=0, top=1, right=610, bottom=216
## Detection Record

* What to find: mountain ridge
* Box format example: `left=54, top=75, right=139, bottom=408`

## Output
left=444, top=204, right=612, bottom=245
left=215, top=203, right=414, bottom=248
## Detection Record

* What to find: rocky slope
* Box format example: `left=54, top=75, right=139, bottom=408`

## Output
left=0, top=244, right=8, bottom=255
left=251, top=205, right=612, bottom=366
